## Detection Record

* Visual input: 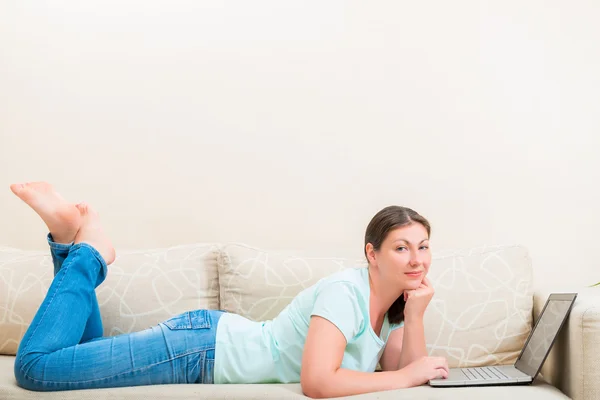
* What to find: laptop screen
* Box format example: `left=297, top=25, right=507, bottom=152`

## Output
left=514, top=294, right=576, bottom=377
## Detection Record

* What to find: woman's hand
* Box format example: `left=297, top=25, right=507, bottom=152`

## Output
left=403, top=276, right=434, bottom=322
left=399, top=356, right=449, bottom=387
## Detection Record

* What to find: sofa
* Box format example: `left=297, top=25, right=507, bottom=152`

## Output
left=1, top=242, right=598, bottom=399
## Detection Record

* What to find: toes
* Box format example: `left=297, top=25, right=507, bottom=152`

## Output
left=10, top=182, right=55, bottom=197
left=75, top=203, right=98, bottom=217
left=76, top=203, right=89, bottom=214
left=10, top=183, right=26, bottom=195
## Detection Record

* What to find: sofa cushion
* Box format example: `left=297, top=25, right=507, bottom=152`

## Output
left=219, top=244, right=534, bottom=369
left=0, top=355, right=569, bottom=399
left=0, top=244, right=220, bottom=355
left=218, top=243, right=365, bottom=322
left=424, top=245, right=533, bottom=367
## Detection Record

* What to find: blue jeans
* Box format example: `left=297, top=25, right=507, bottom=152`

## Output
left=14, top=235, right=223, bottom=391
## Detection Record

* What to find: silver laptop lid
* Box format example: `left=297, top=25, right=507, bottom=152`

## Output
left=514, top=293, right=577, bottom=378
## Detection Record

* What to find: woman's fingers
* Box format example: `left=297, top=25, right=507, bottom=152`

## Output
left=433, top=357, right=449, bottom=373
left=436, top=368, right=448, bottom=379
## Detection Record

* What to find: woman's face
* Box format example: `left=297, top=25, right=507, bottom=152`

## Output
left=369, top=223, right=431, bottom=291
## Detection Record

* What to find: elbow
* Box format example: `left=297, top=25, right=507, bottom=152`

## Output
left=301, top=384, right=327, bottom=399
left=301, top=372, right=331, bottom=399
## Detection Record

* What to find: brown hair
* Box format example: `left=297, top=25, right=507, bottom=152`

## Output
left=364, top=206, right=431, bottom=324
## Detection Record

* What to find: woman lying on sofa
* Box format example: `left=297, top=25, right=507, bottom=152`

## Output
left=10, top=182, right=448, bottom=397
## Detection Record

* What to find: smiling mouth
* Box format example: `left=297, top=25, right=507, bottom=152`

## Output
left=405, top=271, right=423, bottom=277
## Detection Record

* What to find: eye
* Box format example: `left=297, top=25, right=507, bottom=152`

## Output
left=419, top=245, right=429, bottom=250
left=396, top=246, right=408, bottom=252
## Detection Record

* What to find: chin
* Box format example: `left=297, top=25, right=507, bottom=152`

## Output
left=403, top=279, right=422, bottom=290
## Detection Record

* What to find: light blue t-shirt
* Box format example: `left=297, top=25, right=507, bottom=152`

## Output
left=213, top=267, right=404, bottom=384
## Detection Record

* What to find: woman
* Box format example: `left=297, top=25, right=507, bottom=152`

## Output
left=11, top=182, right=448, bottom=397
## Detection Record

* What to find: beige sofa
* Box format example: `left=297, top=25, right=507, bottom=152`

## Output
left=1, top=243, right=598, bottom=399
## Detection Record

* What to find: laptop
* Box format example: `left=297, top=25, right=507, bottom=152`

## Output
left=429, top=292, right=577, bottom=387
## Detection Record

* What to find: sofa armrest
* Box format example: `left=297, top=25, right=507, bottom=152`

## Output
left=534, top=286, right=600, bottom=400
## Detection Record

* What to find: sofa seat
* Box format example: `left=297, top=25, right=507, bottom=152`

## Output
left=0, top=356, right=569, bottom=399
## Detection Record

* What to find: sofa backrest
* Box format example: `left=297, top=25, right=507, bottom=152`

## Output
left=0, top=244, right=220, bottom=355
left=0, top=243, right=533, bottom=368
left=220, top=243, right=534, bottom=368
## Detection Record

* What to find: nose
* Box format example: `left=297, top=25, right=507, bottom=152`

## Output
left=409, top=251, right=422, bottom=267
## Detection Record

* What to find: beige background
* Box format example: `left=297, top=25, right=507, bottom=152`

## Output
left=0, top=1, right=598, bottom=289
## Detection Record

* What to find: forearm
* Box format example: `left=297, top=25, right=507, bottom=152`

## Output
left=398, top=317, right=427, bottom=369
left=303, top=368, right=409, bottom=399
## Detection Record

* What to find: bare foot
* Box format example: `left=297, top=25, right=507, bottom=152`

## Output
left=10, top=182, right=81, bottom=244
left=74, top=203, right=116, bottom=265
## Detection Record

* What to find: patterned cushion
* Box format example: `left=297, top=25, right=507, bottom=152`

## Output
left=0, top=247, right=49, bottom=356
left=0, top=244, right=220, bottom=355
left=425, top=245, right=533, bottom=367
left=219, top=243, right=533, bottom=368
left=218, top=243, right=366, bottom=321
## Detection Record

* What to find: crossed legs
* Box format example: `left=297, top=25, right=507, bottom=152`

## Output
left=10, top=183, right=218, bottom=391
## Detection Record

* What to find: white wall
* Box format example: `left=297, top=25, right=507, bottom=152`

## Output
left=1, top=1, right=599, bottom=288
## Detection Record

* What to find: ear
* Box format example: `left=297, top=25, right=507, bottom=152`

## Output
left=365, top=243, right=377, bottom=265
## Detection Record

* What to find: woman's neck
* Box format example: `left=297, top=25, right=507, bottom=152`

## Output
left=367, top=266, right=404, bottom=321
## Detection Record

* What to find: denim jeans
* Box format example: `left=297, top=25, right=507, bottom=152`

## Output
left=14, top=235, right=223, bottom=391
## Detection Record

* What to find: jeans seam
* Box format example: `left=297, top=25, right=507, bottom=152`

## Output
left=17, top=247, right=81, bottom=370
left=199, top=350, right=205, bottom=384
left=19, top=346, right=215, bottom=385
left=205, top=358, right=214, bottom=384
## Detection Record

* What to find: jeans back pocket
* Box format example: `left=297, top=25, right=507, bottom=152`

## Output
left=162, top=309, right=211, bottom=330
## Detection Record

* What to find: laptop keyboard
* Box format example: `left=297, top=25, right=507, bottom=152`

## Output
left=461, top=366, right=510, bottom=380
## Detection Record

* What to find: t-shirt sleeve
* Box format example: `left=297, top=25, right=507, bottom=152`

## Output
left=311, top=281, right=365, bottom=344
